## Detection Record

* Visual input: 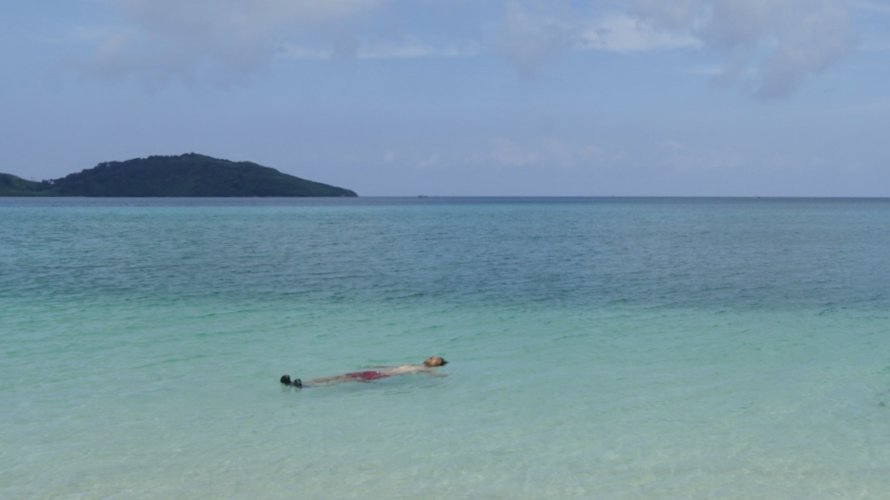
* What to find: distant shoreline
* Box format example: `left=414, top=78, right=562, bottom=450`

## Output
left=0, top=153, right=357, bottom=198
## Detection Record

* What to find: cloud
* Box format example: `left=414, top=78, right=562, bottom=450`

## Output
left=371, top=136, right=617, bottom=173
left=580, top=14, right=700, bottom=53
left=494, top=0, right=854, bottom=96
left=851, top=1, right=890, bottom=51
left=84, top=0, right=856, bottom=97
left=854, top=1, right=890, bottom=14
left=631, top=0, right=856, bottom=98
left=87, top=0, right=385, bottom=85
left=488, top=137, right=610, bottom=169
left=658, top=139, right=745, bottom=171
left=495, top=0, right=577, bottom=76
left=282, top=38, right=480, bottom=61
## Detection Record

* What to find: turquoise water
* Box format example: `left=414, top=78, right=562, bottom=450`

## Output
left=2, top=197, right=890, bottom=498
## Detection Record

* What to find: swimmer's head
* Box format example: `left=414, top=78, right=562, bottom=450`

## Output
left=423, top=356, right=447, bottom=367
left=280, top=374, right=292, bottom=385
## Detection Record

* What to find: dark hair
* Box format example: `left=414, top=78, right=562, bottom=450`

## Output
left=280, top=375, right=303, bottom=389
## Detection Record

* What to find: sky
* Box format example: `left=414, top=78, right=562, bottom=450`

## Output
left=1, top=0, right=889, bottom=196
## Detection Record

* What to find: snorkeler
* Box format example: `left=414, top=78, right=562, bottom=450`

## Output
left=280, top=356, right=448, bottom=389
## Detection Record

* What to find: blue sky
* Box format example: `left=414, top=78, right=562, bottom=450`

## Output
left=2, top=0, right=889, bottom=196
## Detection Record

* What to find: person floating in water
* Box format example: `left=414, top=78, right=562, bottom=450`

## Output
left=280, top=356, right=448, bottom=389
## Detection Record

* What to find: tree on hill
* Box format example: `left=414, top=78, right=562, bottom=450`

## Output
left=0, top=173, right=50, bottom=196
left=0, top=154, right=357, bottom=197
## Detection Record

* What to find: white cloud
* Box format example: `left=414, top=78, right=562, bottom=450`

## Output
left=580, top=14, right=700, bottom=53
left=489, top=137, right=540, bottom=168
left=859, top=39, right=890, bottom=51
left=658, top=139, right=745, bottom=172
left=496, top=0, right=576, bottom=76
left=632, top=0, right=856, bottom=98
left=282, top=38, right=480, bottom=61
left=373, top=137, right=617, bottom=173
left=492, top=0, right=854, bottom=96
left=854, top=1, right=890, bottom=14
left=83, top=0, right=857, bottom=97
left=279, top=45, right=330, bottom=61
left=488, top=137, right=609, bottom=169
left=358, top=39, right=480, bottom=60
left=852, top=1, right=890, bottom=51
left=838, top=98, right=890, bottom=115
left=87, top=0, right=386, bottom=84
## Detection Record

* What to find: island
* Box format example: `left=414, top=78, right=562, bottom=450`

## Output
left=0, top=153, right=357, bottom=197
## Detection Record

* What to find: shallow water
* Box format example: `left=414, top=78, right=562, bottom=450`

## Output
left=2, top=197, right=890, bottom=498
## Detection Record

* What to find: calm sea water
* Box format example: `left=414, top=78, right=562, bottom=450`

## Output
left=2, top=197, right=890, bottom=498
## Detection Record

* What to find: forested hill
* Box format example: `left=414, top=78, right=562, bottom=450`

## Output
left=0, top=173, right=48, bottom=196
left=0, top=154, right=358, bottom=197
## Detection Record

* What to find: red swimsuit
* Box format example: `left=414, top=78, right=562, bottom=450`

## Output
left=345, top=370, right=389, bottom=381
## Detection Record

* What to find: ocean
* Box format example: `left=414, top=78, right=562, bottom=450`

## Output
left=2, top=197, right=890, bottom=498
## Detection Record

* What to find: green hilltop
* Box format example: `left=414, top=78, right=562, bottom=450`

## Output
left=0, top=173, right=49, bottom=196
left=0, top=153, right=357, bottom=197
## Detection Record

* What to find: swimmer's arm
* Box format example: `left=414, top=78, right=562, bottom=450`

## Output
left=377, top=364, right=424, bottom=375
left=413, top=366, right=447, bottom=377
